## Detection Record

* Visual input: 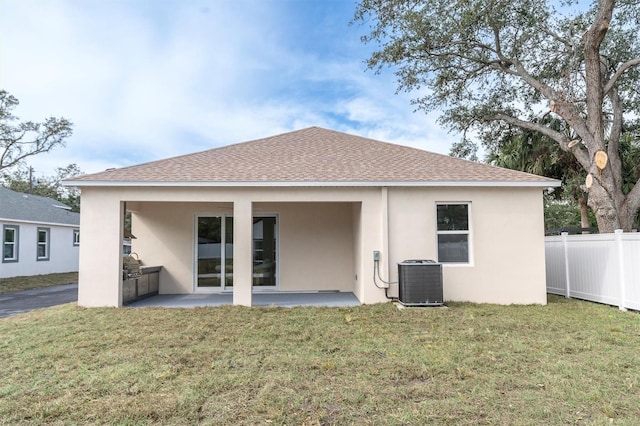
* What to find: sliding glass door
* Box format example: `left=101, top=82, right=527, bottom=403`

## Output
left=196, top=214, right=277, bottom=290
left=196, top=216, right=233, bottom=289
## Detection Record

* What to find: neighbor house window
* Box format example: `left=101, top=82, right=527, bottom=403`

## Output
left=37, top=227, right=50, bottom=261
left=73, top=229, right=80, bottom=246
left=436, top=203, right=471, bottom=263
left=3, top=225, right=19, bottom=263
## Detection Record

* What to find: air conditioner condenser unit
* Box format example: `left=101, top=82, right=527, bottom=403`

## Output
left=397, top=259, right=443, bottom=306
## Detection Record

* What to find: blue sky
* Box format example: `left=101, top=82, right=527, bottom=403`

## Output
left=0, top=0, right=457, bottom=177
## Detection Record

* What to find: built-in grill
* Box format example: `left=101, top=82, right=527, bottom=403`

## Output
left=123, top=253, right=142, bottom=279
left=122, top=253, right=161, bottom=304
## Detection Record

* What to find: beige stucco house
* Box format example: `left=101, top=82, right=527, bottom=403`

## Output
left=66, top=127, right=559, bottom=307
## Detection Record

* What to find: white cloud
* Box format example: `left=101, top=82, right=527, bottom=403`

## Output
left=0, top=0, right=458, bottom=179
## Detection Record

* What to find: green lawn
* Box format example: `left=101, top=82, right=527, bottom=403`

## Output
left=0, top=296, right=638, bottom=425
left=0, top=272, right=78, bottom=294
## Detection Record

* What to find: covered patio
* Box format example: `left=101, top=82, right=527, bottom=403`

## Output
left=126, top=291, right=361, bottom=308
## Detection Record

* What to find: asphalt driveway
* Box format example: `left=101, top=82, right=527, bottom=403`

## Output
left=0, top=283, right=78, bottom=318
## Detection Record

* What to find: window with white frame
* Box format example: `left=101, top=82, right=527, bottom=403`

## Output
left=73, top=229, right=80, bottom=246
left=37, top=227, right=50, bottom=261
left=3, top=225, right=19, bottom=263
left=436, top=203, right=471, bottom=263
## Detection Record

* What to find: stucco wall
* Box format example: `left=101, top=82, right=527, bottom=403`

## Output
left=0, top=220, right=79, bottom=278
left=256, top=202, right=354, bottom=292
left=387, top=187, right=547, bottom=304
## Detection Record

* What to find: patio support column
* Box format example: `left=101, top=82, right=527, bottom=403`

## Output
left=77, top=191, right=124, bottom=307
left=233, top=199, right=253, bottom=306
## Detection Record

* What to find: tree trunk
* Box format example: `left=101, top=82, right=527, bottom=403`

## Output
left=587, top=179, right=627, bottom=232
left=617, top=202, right=635, bottom=232
left=578, top=196, right=590, bottom=233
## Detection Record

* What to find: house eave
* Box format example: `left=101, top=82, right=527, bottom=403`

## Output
left=64, top=180, right=561, bottom=188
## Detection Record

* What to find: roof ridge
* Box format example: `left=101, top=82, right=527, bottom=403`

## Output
left=71, top=127, right=328, bottom=181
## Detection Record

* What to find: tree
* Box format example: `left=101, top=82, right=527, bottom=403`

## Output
left=486, top=115, right=592, bottom=228
left=0, top=90, right=73, bottom=173
left=1, top=163, right=82, bottom=212
left=354, top=0, right=640, bottom=232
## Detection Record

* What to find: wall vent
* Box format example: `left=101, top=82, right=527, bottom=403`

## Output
left=397, top=260, right=443, bottom=306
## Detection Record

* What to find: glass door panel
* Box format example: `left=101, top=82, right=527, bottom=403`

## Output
left=253, top=216, right=276, bottom=287
left=224, top=216, right=233, bottom=287
left=197, top=216, right=233, bottom=289
left=197, top=217, right=221, bottom=288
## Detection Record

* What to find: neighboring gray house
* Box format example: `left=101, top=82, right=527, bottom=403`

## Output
left=0, top=187, right=79, bottom=278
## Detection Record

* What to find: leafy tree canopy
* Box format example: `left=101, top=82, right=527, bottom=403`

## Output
left=0, top=90, right=73, bottom=173
left=544, top=199, right=597, bottom=232
left=354, top=0, right=640, bottom=232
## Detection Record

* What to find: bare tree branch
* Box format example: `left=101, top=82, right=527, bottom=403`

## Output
left=490, top=112, right=591, bottom=169
left=603, top=58, right=640, bottom=96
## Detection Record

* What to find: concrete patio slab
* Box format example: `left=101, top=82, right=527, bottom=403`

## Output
left=127, top=291, right=361, bottom=308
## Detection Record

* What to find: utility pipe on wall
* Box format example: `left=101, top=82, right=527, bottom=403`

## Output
left=381, top=186, right=389, bottom=285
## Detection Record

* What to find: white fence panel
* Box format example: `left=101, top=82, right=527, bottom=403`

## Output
left=566, top=234, right=619, bottom=306
left=545, top=230, right=640, bottom=311
left=622, top=233, right=640, bottom=310
left=545, top=236, right=566, bottom=295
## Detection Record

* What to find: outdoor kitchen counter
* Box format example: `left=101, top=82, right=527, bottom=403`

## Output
left=139, top=266, right=161, bottom=274
left=123, top=266, right=162, bottom=304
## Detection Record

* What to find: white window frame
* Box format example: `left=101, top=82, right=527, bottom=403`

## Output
left=435, top=202, right=472, bottom=265
left=3, top=225, right=19, bottom=263
left=73, top=229, right=80, bottom=246
left=37, top=227, right=50, bottom=261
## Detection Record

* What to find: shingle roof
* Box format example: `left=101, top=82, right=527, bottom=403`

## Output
left=69, top=127, right=559, bottom=186
left=0, top=187, right=79, bottom=226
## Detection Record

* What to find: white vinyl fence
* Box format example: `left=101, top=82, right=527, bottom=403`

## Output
left=545, top=230, right=640, bottom=311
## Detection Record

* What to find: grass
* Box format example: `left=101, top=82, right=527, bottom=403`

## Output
left=0, top=272, right=77, bottom=294
left=0, top=296, right=639, bottom=425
